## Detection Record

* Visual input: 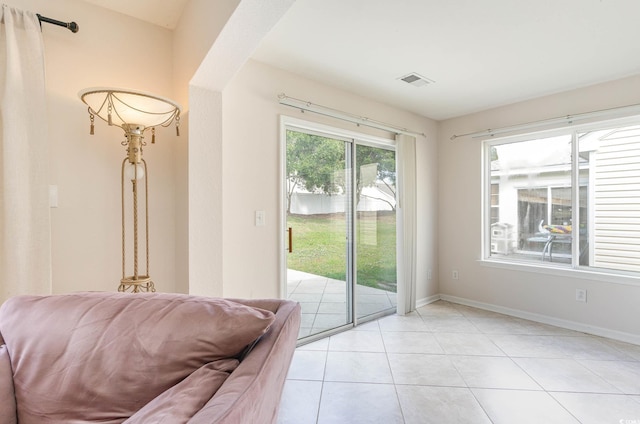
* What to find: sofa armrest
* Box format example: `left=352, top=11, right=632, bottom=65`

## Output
left=0, top=344, right=17, bottom=424
left=189, top=299, right=301, bottom=424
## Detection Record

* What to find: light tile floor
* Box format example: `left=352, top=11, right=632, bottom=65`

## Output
left=277, top=300, right=640, bottom=424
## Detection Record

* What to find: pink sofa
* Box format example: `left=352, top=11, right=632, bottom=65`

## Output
left=0, top=292, right=301, bottom=424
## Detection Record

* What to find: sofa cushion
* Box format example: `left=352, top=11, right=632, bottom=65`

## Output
left=0, top=344, right=17, bottom=424
left=0, top=292, right=275, bottom=424
left=124, top=358, right=239, bottom=424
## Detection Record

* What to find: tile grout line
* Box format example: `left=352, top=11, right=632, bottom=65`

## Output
left=381, top=323, right=408, bottom=424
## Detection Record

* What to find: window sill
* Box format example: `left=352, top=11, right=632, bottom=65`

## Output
left=478, top=258, right=640, bottom=287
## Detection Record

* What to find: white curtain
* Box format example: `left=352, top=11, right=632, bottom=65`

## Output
left=395, top=134, right=417, bottom=315
left=0, top=5, right=51, bottom=303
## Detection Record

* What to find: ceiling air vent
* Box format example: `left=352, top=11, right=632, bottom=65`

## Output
left=398, top=73, right=434, bottom=87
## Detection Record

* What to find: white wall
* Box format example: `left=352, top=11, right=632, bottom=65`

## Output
left=439, top=75, right=640, bottom=343
left=221, top=60, right=439, bottom=301
left=179, top=0, right=295, bottom=297
left=9, top=0, right=179, bottom=294
left=172, top=0, right=240, bottom=293
left=172, top=0, right=240, bottom=107
left=186, top=86, right=223, bottom=296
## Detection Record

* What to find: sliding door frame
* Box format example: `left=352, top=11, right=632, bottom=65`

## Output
left=279, top=115, right=399, bottom=340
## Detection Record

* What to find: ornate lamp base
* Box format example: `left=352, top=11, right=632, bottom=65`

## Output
left=118, top=276, right=156, bottom=293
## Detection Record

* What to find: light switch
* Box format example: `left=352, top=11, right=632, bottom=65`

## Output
left=255, top=210, right=265, bottom=226
left=49, top=185, right=58, bottom=208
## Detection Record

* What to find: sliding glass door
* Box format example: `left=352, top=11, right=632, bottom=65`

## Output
left=355, top=144, right=397, bottom=320
left=285, top=129, right=353, bottom=338
left=283, top=121, right=396, bottom=340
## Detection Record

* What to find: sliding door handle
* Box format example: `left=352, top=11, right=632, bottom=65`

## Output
left=287, top=227, right=293, bottom=253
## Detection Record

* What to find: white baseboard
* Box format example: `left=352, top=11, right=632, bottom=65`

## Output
left=415, top=294, right=442, bottom=309
left=438, top=294, right=640, bottom=346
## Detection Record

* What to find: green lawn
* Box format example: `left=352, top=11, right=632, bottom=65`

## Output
left=287, top=213, right=396, bottom=292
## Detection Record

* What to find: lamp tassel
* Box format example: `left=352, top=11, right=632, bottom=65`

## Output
left=151, top=127, right=156, bottom=144
left=175, top=113, right=180, bottom=137
left=89, top=109, right=95, bottom=135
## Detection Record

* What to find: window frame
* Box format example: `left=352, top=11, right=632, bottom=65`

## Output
left=481, top=115, right=640, bottom=284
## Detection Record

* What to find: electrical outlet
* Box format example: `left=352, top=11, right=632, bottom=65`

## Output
left=452, top=270, right=459, bottom=280
left=575, top=288, right=587, bottom=303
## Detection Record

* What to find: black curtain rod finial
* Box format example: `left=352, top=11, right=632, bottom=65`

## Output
left=36, top=13, right=79, bottom=33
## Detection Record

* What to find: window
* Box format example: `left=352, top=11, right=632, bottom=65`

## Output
left=484, top=120, right=640, bottom=275
left=490, top=183, right=500, bottom=225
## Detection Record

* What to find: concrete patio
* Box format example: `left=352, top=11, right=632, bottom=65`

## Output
left=287, top=269, right=397, bottom=338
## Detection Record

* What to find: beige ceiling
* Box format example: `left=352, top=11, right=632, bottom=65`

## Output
left=81, top=0, right=640, bottom=120
left=80, top=0, right=189, bottom=29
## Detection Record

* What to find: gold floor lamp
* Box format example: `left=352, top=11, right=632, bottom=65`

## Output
left=79, top=88, right=181, bottom=293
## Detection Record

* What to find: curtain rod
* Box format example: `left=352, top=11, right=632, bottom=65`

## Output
left=278, top=93, right=426, bottom=138
left=450, top=102, right=640, bottom=141
left=36, top=14, right=79, bottom=33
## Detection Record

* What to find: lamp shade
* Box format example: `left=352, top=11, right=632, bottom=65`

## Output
left=79, top=87, right=181, bottom=129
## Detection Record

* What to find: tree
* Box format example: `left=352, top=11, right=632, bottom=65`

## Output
left=286, top=130, right=397, bottom=213
left=355, top=145, right=396, bottom=210
left=286, top=130, right=345, bottom=214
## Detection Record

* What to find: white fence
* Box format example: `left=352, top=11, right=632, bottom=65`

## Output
left=290, top=187, right=395, bottom=215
